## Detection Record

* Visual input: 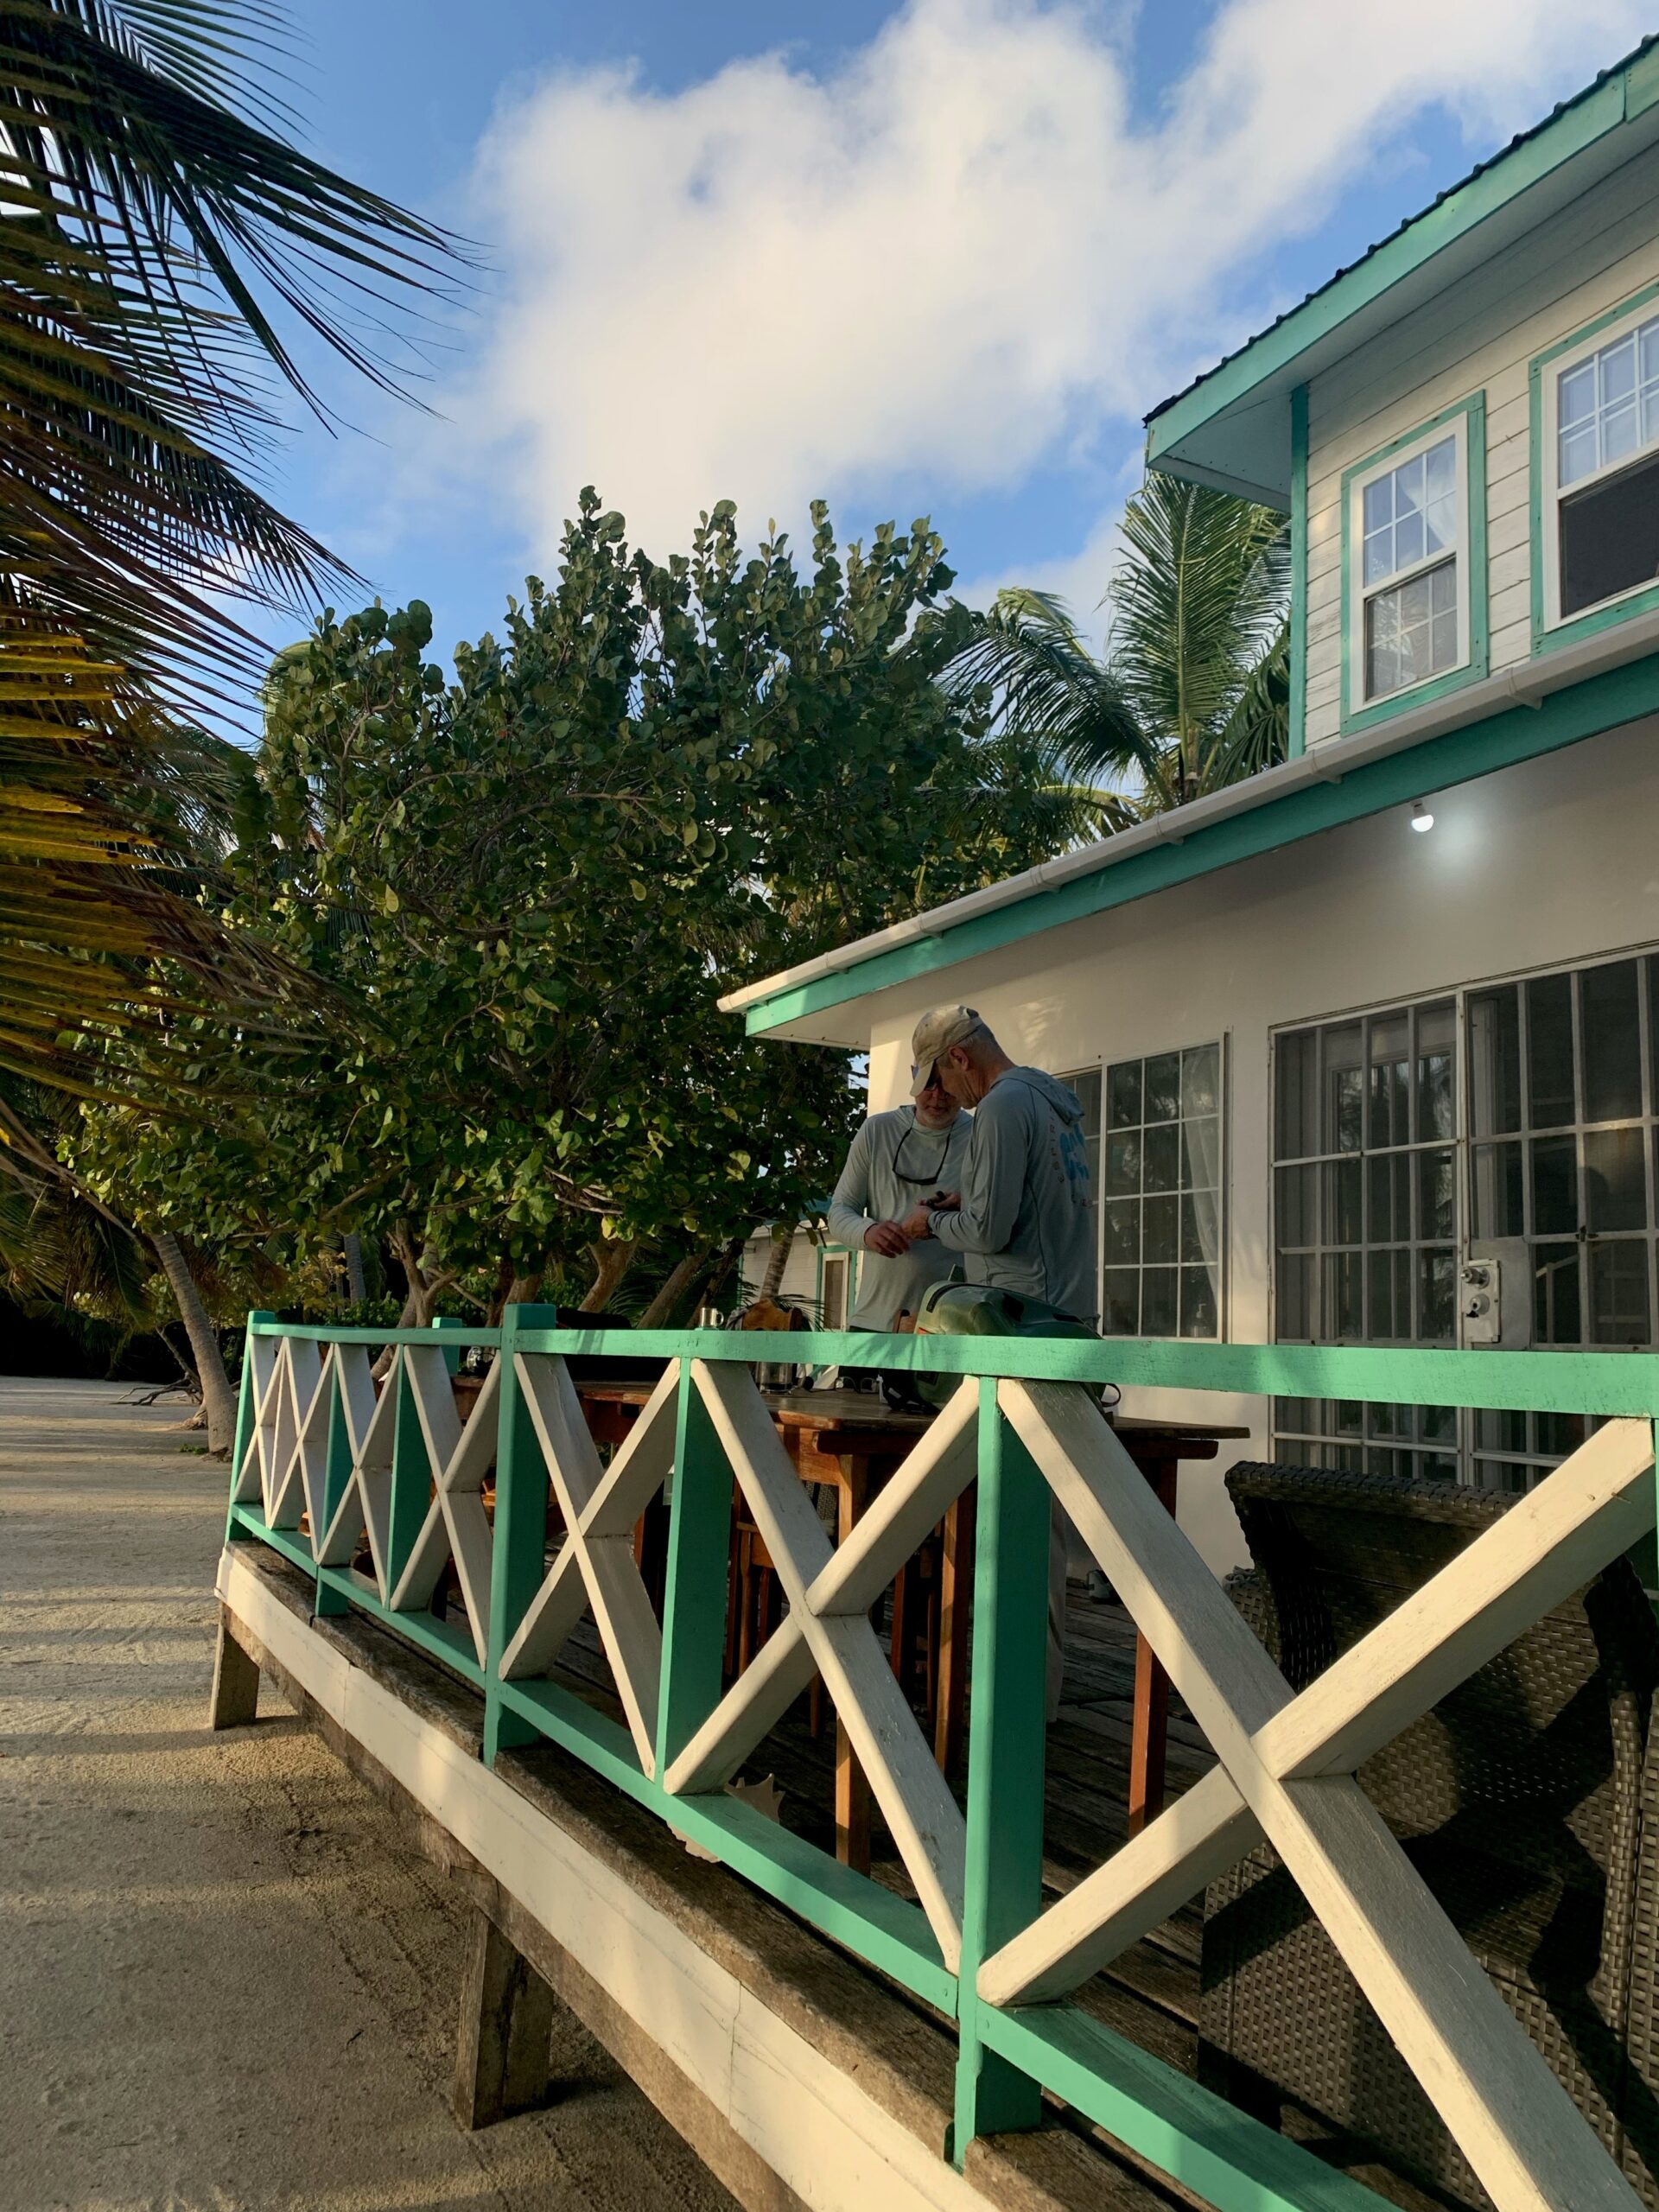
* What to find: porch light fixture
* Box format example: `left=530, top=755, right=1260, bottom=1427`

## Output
left=1410, top=801, right=1434, bottom=832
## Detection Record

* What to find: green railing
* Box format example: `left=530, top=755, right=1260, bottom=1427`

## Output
left=223, top=1310, right=1659, bottom=2212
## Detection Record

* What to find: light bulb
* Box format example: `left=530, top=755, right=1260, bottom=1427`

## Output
left=1410, top=801, right=1433, bottom=833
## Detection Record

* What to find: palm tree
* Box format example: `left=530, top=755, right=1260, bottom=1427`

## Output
left=946, top=474, right=1289, bottom=834
left=1, top=0, right=469, bottom=1090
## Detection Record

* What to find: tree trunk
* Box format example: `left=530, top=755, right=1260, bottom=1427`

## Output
left=582, top=1236, right=636, bottom=1314
left=489, top=1265, right=545, bottom=1325
left=343, top=1232, right=367, bottom=1305
left=390, top=1228, right=442, bottom=1325
left=692, top=1235, right=747, bottom=1320
left=637, top=1249, right=710, bottom=1331
left=151, top=1231, right=238, bottom=1456
left=760, top=1224, right=796, bottom=1303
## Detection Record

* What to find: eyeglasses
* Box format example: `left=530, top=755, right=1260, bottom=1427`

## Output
left=892, top=1122, right=955, bottom=1186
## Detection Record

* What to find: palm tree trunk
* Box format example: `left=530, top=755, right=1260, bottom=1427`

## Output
left=151, top=1230, right=238, bottom=1455
left=343, top=1232, right=367, bottom=1305
left=760, top=1225, right=796, bottom=1302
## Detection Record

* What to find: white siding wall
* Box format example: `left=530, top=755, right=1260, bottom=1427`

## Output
left=1304, top=143, right=1659, bottom=744
left=859, top=716, right=1659, bottom=1572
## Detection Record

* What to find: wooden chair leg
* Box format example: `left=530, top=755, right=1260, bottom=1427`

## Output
left=207, top=1612, right=260, bottom=1730
left=924, top=1541, right=942, bottom=1729
left=889, top=1562, right=910, bottom=1688
left=724, top=1538, right=741, bottom=1679
left=454, top=1904, right=556, bottom=2129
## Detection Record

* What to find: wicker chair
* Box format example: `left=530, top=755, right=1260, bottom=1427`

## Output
left=1199, top=1461, right=1659, bottom=2209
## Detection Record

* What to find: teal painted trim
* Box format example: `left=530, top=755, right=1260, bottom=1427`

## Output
left=315, top=1365, right=353, bottom=1617
left=1287, top=385, right=1309, bottom=758
left=433, top=1313, right=467, bottom=1376
left=496, top=1679, right=652, bottom=1802
left=228, top=1506, right=317, bottom=1580
left=485, top=1304, right=559, bottom=1763
left=504, top=1327, right=1659, bottom=1413
left=316, top=1565, right=486, bottom=1684
left=497, top=1681, right=956, bottom=2008
left=223, top=1312, right=270, bottom=1545
left=248, top=1321, right=503, bottom=1346
left=1338, top=392, right=1489, bottom=735
left=237, top=1316, right=1659, bottom=1413
left=1145, top=71, right=1627, bottom=478
left=1530, top=276, right=1659, bottom=657
left=654, top=1363, right=734, bottom=1773
left=386, top=1357, right=429, bottom=1595
left=980, top=2005, right=1388, bottom=2212
left=739, top=647, right=1659, bottom=1035
left=1631, top=43, right=1659, bottom=119
left=667, top=1789, right=956, bottom=2013
left=954, top=1383, right=1047, bottom=2157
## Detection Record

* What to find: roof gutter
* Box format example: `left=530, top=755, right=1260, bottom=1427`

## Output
left=720, top=606, right=1659, bottom=1022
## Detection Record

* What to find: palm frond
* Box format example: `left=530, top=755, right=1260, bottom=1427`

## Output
left=944, top=587, right=1156, bottom=792
left=0, top=0, right=475, bottom=701
left=1109, top=476, right=1287, bottom=789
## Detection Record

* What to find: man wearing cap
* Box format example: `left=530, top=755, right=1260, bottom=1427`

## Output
left=899, top=1005, right=1096, bottom=1720
left=824, top=1072, right=973, bottom=1332
left=899, top=1006, right=1096, bottom=1325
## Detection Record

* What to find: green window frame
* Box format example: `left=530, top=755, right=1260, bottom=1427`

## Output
left=1339, top=391, right=1490, bottom=735
left=815, top=1243, right=857, bottom=1330
left=1529, top=277, right=1659, bottom=658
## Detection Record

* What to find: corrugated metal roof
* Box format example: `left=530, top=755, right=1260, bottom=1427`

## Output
left=1142, top=32, right=1659, bottom=429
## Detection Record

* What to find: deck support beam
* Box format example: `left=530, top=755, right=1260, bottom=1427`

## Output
left=207, top=1607, right=261, bottom=1728
left=453, top=1903, right=556, bottom=2130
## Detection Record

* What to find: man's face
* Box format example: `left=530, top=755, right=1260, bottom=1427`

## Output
left=935, top=1045, right=982, bottom=1107
left=913, top=1078, right=958, bottom=1129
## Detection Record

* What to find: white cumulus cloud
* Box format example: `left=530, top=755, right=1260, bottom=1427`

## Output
left=448, top=0, right=1649, bottom=567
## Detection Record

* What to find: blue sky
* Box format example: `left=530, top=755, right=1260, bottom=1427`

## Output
left=252, top=0, right=1651, bottom=669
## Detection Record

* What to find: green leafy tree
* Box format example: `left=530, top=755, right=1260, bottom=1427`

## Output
left=945, top=474, right=1289, bottom=830
left=74, top=495, right=1079, bottom=1349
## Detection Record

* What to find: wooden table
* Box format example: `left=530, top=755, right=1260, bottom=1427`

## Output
left=574, top=1379, right=1244, bottom=1862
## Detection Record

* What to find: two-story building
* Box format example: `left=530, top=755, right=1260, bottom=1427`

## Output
left=722, top=37, right=1659, bottom=1573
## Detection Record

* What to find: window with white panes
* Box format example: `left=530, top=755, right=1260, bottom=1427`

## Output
left=1271, top=953, right=1659, bottom=1491
left=1272, top=1000, right=1459, bottom=1479
left=1346, top=413, right=1473, bottom=709
left=1540, top=298, right=1659, bottom=627
left=1058, top=1068, right=1102, bottom=1294
left=1102, top=1045, right=1223, bottom=1338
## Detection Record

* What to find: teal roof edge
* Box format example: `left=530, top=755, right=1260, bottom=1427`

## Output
left=1145, top=37, right=1659, bottom=474
left=743, top=651, right=1659, bottom=1039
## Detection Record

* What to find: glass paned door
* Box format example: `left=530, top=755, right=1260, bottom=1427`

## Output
left=1273, top=952, right=1659, bottom=1487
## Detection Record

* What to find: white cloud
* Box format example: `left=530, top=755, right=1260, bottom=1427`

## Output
left=450, top=0, right=1649, bottom=563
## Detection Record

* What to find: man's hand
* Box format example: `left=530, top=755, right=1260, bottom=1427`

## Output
left=899, top=1203, right=936, bottom=1241
left=863, top=1219, right=911, bottom=1258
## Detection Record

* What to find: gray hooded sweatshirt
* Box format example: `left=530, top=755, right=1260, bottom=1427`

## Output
left=928, top=1067, right=1096, bottom=1325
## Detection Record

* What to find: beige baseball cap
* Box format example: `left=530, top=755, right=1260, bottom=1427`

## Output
left=910, top=1004, right=982, bottom=1097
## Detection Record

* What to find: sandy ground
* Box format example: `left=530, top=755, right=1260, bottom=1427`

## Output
left=0, top=1376, right=737, bottom=2212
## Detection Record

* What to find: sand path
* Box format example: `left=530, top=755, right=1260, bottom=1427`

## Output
left=0, top=1376, right=734, bottom=2212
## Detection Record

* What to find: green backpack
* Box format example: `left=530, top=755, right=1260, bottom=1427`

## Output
left=885, top=1280, right=1097, bottom=1411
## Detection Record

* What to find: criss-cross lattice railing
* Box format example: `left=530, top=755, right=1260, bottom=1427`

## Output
left=224, top=1309, right=1659, bottom=2212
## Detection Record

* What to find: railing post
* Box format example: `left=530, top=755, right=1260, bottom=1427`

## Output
left=315, top=1352, right=353, bottom=1616
left=484, top=1303, right=559, bottom=1764
left=954, top=1376, right=1048, bottom=2160
left=434, top=1313, right=467, bottom=1375
left=223, top=1310, right=274, bottom=1544
left=654, top=1357, right=732, bottom=1786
